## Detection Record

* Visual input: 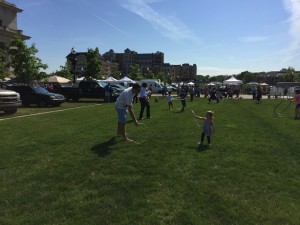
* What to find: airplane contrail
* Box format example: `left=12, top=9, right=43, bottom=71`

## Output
left=92, top=14, right=133, bottom=39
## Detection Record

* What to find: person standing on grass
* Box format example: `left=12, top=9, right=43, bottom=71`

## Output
left=167, top=91, right=173, bottom=110
left=115, top=83, right=141, bottom=142
left=189, top=86, right=195, bottom=101
left=194, top=111, right=215, bottom=147
left=179, top=89, right=187, bottom=112
left=208, top=88, right=220, bottom=103
left=104, top=82, right=112, bottom=103
left=256, top=85, right=263, bottom=103
left=139, top=83, right=151, bottom=120
left=294, top=88, right=300, bottom=119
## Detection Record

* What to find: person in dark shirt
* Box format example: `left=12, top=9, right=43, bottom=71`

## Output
left=179, top=89, right=187, bottom=112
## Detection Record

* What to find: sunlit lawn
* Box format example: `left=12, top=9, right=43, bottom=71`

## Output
left=0, top=96, right=299, bottom=225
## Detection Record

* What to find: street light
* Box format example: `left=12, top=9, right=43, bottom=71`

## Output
left=70, top=47, right=77, bottom=83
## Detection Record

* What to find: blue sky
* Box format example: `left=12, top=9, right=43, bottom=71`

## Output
left=11, top=0, right=300, bottom=76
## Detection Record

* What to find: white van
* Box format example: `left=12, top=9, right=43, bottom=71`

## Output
left=139, top=80, right=163, bottom=93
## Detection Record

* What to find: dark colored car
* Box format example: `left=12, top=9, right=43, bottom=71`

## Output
left=78, top=80, right=120, bottom=101
left=48, top=83, right=81, bottom=101
left=7, top=85, right=65, bottom=107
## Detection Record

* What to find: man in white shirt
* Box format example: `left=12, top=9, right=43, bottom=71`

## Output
left=115, top=83, right=141, bottom=141
left=138, top=83, right=151, bottom=120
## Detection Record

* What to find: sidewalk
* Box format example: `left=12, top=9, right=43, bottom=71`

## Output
left=153, top=93, right=268, bottom=100
left=239, top=94, right=267, bottom=100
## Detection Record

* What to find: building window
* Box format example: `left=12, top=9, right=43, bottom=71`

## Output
left=0, top=20, right=2, bottom=27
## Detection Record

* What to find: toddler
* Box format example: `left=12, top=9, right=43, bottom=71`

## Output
left=194, top=111, right=215, bottom=147
left=167, top=91, right=173, bottom=110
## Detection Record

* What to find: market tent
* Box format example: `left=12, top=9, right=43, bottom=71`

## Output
left=45, top=75, right=71, bottom=83
left=118, top=76, right=135, bottom=83
left=3, top=77, right=11, bottom=81
left=76, top=77, right=85, bottom=81
left=223, top=76, right=243, bottom=85
left=104, top=76, right=118, bottom=82
left=207, top=81, right=222, bottom=86
left=259, top=82, right=269, bottom=86
left=187, top=82, right=194, bottom=86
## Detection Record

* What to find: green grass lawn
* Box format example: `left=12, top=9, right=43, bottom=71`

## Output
left=0, top=97, right=299, bottom=225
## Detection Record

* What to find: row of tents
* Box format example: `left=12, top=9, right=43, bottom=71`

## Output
left=38, top=75, right=135, bottom=84
left=8, top=75, right=268, bottom=87
left=207, top=77, right=269, bottom=86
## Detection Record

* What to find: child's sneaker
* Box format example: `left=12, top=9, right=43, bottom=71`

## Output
left=198, top=142, right=203, bottom=146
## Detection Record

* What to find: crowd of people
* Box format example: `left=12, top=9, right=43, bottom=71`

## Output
left=114, top=82, right=300, bottom=145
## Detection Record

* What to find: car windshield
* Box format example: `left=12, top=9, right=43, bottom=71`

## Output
left=97, top=81, right=106, bottom=88
left=113, top=84, right=125, bottom=90
left=33, top=86, right=50, bottom=94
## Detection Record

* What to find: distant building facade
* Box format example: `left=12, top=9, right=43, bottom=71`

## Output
left=103, top=48, right=197, bottom=81
left=0, top=0, right=30, bottom=74
left=66, top=47, right=197, bottom=81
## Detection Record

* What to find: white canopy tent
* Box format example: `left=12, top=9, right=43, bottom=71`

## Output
left=207, top=82, right=216, bottom=86
left=223, top=77, right=243, bottom=85
left=259, top=82, right=269, bottom=86
left=76, top=77, right=85, bottom=81
left=118, top=76, right=135, bottom=83
left=103, top=76, right=118, bottom=82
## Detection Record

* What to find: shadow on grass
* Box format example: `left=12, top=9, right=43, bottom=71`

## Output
left=173, top=108, right=184, bottom=113
left=197, top=144, right=210, bottom=152
left=91, top=137, right=120, bottom=157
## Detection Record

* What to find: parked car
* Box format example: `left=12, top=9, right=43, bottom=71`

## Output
left=138, top=80, right=163, bottom=93
left=47, top=83, right=81, bottom=101
left=0, top=87, right=22, bottom=114
left=7, top=85, right=65, bottom=107
left=111, top=84, right=126, bottom=92
left=78, top=80, right=120, bottom=101
left=165, top=83, right=177, bottom=92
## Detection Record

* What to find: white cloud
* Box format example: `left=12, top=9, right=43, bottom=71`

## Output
left=121, top=0, right=200, bottom=43
left=281, top=0, right=300, bottom=63
left=239, top=36, right=269, bottom=43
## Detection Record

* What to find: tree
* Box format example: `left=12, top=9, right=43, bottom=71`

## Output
left=54, top=64, right=72, bottom=80
left=155, top=71, right=167, bottom=83
left=128, top=64, right=142, bottom=80
left=8, top=37, right=48, bottom=84
left=83, top=47, right=102, bottom=80
left=0, top=49, right=9, bottom=80
left=284, top=67, right=296, bottom=82
left=238, top=71, right=257, bottom=83
left=109, top=65, right=121, bottom=79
